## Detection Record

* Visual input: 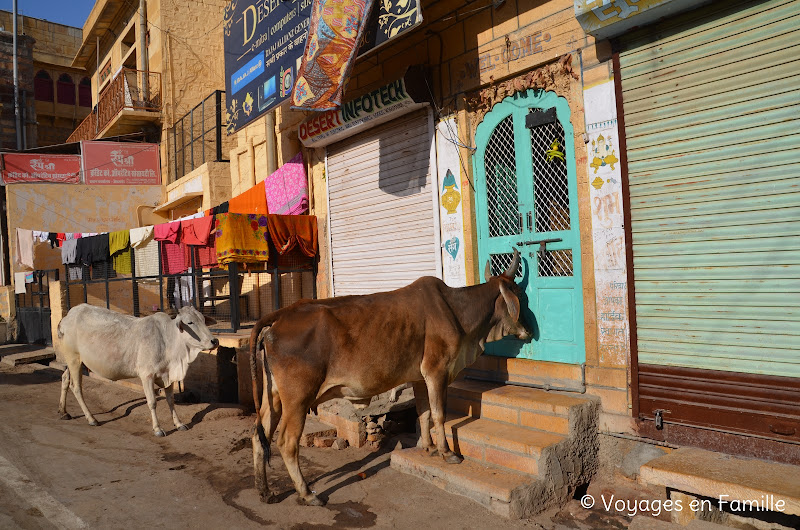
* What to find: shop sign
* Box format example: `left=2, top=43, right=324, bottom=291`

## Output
left=298, top=77, right=425, bottom=147
left=81, top=141, right=161, bottom=185
left=224, top=0, right=314, bottom=134
left=1, top=154, right=81, bottom=184
left=224, top=0, right=424, bottom=135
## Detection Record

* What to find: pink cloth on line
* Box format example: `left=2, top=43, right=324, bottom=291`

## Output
left=264, top=152, right=309, bottom=215
left=181, top=216, right=214, bottom=246
left=195, top=232, right=218, bottom=268
left=154, top=221, right=180, bottom=243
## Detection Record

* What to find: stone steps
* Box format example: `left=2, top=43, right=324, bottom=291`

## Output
left=392, top=377, right=600, bottom=518
left=0, top=344, right=55, bottom=366
left=436, top=414, right=565, bottom=475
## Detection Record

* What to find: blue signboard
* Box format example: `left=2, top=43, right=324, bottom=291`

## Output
left=223, top=0, right=423, bottom=135
left=223, top=0, right=313, bottom=134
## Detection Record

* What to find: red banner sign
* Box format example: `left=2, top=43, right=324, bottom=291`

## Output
left=1, top=154, right=81, bottom=184
left=82, top=141, right=161, bottom=185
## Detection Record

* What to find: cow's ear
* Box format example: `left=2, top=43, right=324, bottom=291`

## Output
left=499, top=282, right=520, bottom=322
left=484, top=260, right=492, bottom=282
left=204, top=314, right=217, bottom=326
left=176, top=317, right=185, bottom=332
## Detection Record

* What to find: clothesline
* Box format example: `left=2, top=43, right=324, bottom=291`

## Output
left=14, top=213, right=319, bottom=286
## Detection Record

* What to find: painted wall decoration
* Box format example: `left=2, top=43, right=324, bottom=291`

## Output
left=584, top=80, right=630, bottom=367
left=436, top=118, right=467, bottom=288
left=1, top=154, right=81, bottom=184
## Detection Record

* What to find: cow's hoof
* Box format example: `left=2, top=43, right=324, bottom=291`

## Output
left=443, top=452, right=463, bottom=464
left=88, top=420, right=99, bottom=427
left=426, top=448, right=440, bottom=457
left=259, top=492, right=279, bottom=504
left=59, top=413, right=71, bottom=420
left=154, top=429, right=166, bottom=437
left=177, top=424, right=189, bottom=431
left=298, top=494, right=325, bottom=507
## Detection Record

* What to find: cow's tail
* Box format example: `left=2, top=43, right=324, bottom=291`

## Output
left=249, top=314, right=280, bottom=465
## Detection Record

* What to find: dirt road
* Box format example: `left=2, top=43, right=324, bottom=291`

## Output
left=0, top=362, right=636, bottom=529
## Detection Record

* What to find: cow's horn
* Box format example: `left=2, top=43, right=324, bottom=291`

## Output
left=503, top=248, right=520, bottom=279
left=484, top=260, right=492, bottom=282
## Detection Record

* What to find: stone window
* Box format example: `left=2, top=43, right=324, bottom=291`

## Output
left=78, top=77, right=92, bottom=107
left=34, top=70, right=53, bottom=102
left=57, top=73, right=75, bottom=105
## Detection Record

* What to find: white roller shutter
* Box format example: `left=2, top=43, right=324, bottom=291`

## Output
left=326, top=109, right=440, bottom=296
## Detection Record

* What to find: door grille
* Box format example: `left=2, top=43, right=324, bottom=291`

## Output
left=485, top=115, right=521, bottom=237
left=539, top=249, right=573, bottom=277
left=529, top=109, right=570, bottom=233
left=490, top=252, right=523, bottom=279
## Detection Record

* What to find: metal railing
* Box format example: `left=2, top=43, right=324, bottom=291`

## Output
left=168, top=90, right=228, bottom=183
left=64, top=243, right=316, bottom=333
left=67, top=69, right=162, bottom=143
left=15, top=269, right=59, bottom=345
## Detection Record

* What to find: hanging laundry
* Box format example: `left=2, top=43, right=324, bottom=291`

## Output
left=15, top=228, right=34, bottom=269
left=60, top=239, right=82, bottom=281
left=161, top=241, right=190, bottom=275
left=181, top=216, right=214, bottom=246
left=109, top=230, right=132, bottom=274
left=267, top=215, right=318, bottom=257
left=210, top=202, right=229, bottom=216
left=154, top=221, right=180, bottom=243
left=229, top=181, right=269, bottom=215
left=32, top=230, right=47, bottom=243
left=196, top=232, right=218, bottom=268
left=130, top=226, right=159, bottom=277
left=47, top=232, right=59, bottom=248
left=265, top=152, right=309, bottom=215
left=14, top=272, right=27, bottom=294
left=57, top=233, right=67, bottom=246
left=65, top=233, right=81, bottom=240
left=214, top=213, right=270, bottom=267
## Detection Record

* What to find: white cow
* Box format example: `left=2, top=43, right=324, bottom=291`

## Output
left=57, top=304, right=219, bottom=436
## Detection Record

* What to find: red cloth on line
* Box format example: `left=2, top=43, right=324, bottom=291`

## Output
left=160, top=241, right=190, bottom=275
left=266, top=214, right=318, bottom=257
left=181, top=216, right=213, bottom=246
left=154, top=221, right=180, bottom=243
left=195, top=232, right=218, bottom=268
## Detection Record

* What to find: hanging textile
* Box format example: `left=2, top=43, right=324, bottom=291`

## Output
left=267, top=215, right=318, bottom=257
left=130, top=226, right=159, bottom=277
left=60, top=239, right=82, bottom=281
left=214, top=213, right=270, bottom=267
left=229, top=181, right=269, bottom=215
left=154, top=221, right=180, bottom=243
left=15, top=228, right=34, bottom=269
left=196, top=232, right=218, bottom=268
left=14, top=272, right=27, bottom=294
left=210, top=201, right=229, bottom=216
left=181, top=216, right=214, bottom=246
left=47, top=232, right=59, bottom=248
left=265, top=152, right=309, bottom=215
left=109, top=230, right=132, bottom=274
left=291, top=0, right=375, bottom=110
left=161, top=241, right=190, bottom=275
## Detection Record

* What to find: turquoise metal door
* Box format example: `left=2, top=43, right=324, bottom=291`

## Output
left=474, top=90, right=585, bottom=363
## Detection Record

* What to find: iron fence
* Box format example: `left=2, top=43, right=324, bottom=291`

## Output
left=15, top=269, right=59, bottom=345
left=168, top=91, right=229, bottom=183
left=64, top=242, right=316, bottom=333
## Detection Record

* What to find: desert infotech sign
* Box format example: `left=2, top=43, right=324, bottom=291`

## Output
left=81, top=141, right=161, bottom=185
left=1, top=154, right=82, bottom=184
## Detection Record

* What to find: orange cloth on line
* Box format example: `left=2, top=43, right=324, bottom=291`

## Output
left=214, top=213, right=270, bottom=267
left=266, top=215, right=318, bottom=257
left=228, top=180, right=269, bottom=215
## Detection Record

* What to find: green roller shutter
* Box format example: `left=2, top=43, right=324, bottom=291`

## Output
left=619, top=0, right=800, bottom=378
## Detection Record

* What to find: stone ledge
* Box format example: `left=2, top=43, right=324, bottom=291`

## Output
left=640, top=447, right=800, bottom=517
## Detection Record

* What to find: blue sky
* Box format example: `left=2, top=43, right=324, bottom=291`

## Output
left=2, top=0, right=96, bottom=29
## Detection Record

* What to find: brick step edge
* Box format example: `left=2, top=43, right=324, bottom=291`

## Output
left=391, top=447, right=533, bottom=518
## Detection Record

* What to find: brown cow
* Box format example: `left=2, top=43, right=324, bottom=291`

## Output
left=249, top=249, right=531, bottom=505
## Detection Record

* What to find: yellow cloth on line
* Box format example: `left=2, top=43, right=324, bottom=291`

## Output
left=109, top=230, right=131, bottom=274
left=214, top=213, right=270, bottom=268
